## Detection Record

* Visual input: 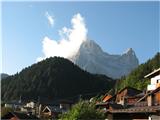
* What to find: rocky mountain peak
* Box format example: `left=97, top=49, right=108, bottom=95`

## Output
left=123, top=48, right=135, bottom=56
left=80, top=40, right=103, bottom=54
left=70, top=39, right=139, bottom=79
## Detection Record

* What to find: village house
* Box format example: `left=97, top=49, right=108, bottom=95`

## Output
left=42, top=105, right=62, bottom=119
left=34, top=99, right=71, bottom=118
left=109, top=85, right=160, bottom=120
left=147, top=87, right=160, bottom=119
left=59, top=100, right=73, bottom=111
left=115, top=87, right=142, bottom=105
left=20, top=106, right=36, bottom=116
left=97, top=68, right=160, bottom=120
left=145, top=68, right=160, bottom=90
left=25, top=101, right=36, bottom=108
left=19, top=100, right=37, bottom=116
left=3, top=99, right=47, bottom=118
left=101, top=87, right=143, bottom=106
left=102, top=94, right=113, bottom=102
left=4, top=101, right=24, bottom=111
left=143, top=87, right=160, bottom=107
left=145, top=68, right=160, bottom=91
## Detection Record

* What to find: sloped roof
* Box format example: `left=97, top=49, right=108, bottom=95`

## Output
left=144, top=68, right=160, bottom=78
left=125, top=92, right=145, bottom=99
left=102, top=94, right=112, bottom=102
left=117, top=86, right=142, bottom=96
left=119, top=87, right=142, bottom=94
left=43, top=105, right=62, bottom=113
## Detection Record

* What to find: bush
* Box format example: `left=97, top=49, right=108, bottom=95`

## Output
left=59, top=100, right=105, bottom=120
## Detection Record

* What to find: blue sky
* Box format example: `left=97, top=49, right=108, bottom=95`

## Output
left=1, top=1, right=159, bottom=75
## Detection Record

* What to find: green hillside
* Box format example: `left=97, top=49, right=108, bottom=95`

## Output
left=114, top=52, right=160, bottom=92
left=1, top=57, right=115, bottom=101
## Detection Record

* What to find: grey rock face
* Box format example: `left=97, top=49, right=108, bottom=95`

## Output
left=70, top=40, right=139, bottom=79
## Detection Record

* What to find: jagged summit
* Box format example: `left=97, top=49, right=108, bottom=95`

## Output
left=80, top=40, right=103, bottom=54
left=123, top=48, right=135, bottom=56
left=70, top=40, right=139, bottom=79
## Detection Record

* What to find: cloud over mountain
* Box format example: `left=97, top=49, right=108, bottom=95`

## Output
left=37, top=13, right=88, bottom=62
left=37, top=13, right=139, bottom=79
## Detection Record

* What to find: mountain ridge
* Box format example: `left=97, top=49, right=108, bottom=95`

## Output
left=1, top=57, right=115, bottom=101
left=70, top=40, right=139, bottom=79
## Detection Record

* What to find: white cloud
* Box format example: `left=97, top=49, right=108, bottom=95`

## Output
left=45, top=12, right=54, bottom=27
left=37, top=13, right=88, bottom=62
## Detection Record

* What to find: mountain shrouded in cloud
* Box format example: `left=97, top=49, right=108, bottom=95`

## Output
left=38, top=13, right=139, bottom=78
left=37, top=13, right=87, bottom=61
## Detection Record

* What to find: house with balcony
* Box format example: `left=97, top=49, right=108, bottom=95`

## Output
left=96, top=68, right=160, bottom=120
left=145, top=68, right=160, bottom=91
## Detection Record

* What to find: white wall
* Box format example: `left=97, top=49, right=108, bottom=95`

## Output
left=151, top=75, right=160, bottom=84
left=147, top=75, right=160, bottom=91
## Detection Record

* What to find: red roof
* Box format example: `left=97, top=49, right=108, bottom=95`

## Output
left=102, top=95, right=112, bottom=102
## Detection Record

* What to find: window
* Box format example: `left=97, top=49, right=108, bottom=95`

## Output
left=121, top=96, right=123, bottom=100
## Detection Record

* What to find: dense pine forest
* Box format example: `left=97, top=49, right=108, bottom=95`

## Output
left=1, top=57, right=115, bottom=101
left=114, top=52, right=160, bottom=92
